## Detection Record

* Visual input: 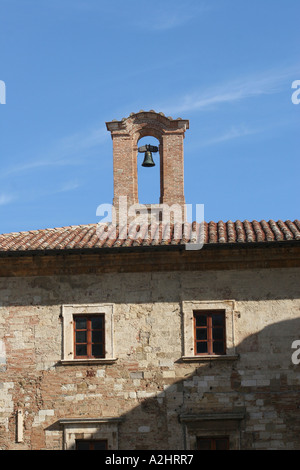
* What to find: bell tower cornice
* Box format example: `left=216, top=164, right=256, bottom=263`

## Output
left=106, top=110, right=189, bottom=137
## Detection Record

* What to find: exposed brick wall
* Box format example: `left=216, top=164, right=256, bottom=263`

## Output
left=0, top=268, right=299, bottom=449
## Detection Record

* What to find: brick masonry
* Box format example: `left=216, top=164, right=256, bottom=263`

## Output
left=0, top=267, right=299, bottom=449
left=106, top=111, right=188, bottom=222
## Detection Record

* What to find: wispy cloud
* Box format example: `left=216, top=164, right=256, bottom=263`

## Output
left=197, top=126, right=260, bottom=147
left=161, top=64, right=300, bottom=115
left=56, top=180, right=82, bottom=193
left=1, top=180, right=83, bottom=207
left=57, top=126, right=108, bottom=155
left=0, top=193, right=15, bottom=206
left=27, top=0, right=211, bottom=32
left=147, top=2, right=210, bottom=31
left=0, top=124, right=108, bottom=179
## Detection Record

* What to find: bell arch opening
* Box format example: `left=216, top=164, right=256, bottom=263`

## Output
left=136, top=135, right=161, bottom=205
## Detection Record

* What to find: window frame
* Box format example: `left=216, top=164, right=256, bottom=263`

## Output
left=193, top=310, right=226, bottom=356
left=197, top=436, right=229, bottom=450
left=75, top=439, right=108, bottom=450
left=180, top=411, right=245, bottom=450
left=61, top=304, right=117, bottom=365
left=181, top=300, right=238, bottom=362
left=74, top=314, right=105, bottom=359
left=59, top=417, right=123, bottom=450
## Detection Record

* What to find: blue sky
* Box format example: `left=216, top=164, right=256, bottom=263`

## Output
left=0, top=0, right=299, bottom=234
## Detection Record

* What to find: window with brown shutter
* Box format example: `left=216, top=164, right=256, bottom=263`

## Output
left=76, top=439, right=108, bottom=450
left=194, top=311, right=226, bottom=355
left=197, top=437, right=229, bottom=450
left=74, top=315, right=105, bottom=359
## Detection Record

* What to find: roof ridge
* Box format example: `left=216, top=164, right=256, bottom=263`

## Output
left=1, top=219, right=299, bottom=235
left=0, top=219, right=299, bottom=252
left=0, top=223, right=98, bottom=237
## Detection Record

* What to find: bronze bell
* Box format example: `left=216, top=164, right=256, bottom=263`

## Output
left=138, top=144, right=158, bottom=167
left=142, top=150, right=155, bottom=167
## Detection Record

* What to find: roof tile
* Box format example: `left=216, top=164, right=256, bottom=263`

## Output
left=0, top=220, right=299, bottom=253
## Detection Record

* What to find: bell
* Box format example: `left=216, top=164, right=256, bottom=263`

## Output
left=142, top=150, right=155, bottom=167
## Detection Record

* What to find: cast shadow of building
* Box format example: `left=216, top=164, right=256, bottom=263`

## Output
left=46, top=316, right=300, bottom=450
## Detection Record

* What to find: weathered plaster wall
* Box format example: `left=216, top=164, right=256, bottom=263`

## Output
left=0, top=267, right=299, bottom=449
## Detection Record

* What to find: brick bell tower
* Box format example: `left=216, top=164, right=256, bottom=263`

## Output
left=106, top=110, right=189, bottom=224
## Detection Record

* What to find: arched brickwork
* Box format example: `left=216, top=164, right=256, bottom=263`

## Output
left=106, top=111, right=189, bottom=222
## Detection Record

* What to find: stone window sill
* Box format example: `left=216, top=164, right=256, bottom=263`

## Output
left=181, top=354, right=239, bottom=362
left=59, top=358, right=118, bottom=366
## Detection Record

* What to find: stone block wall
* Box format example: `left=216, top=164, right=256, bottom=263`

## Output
left=0, top=267, right=299, bottom=449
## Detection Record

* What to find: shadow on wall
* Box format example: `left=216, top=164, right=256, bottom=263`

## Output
left=0, top=267, right=299, bottom=307
left=45, top=316, right=300, bottom=450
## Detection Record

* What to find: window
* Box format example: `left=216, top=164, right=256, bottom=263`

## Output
left=59, top=417, right=123, bottom=450
left=197, top=437, right=229, bottom=450
left=180, top=411, right=244, bottom=450
left=194, top=311, right=226, bottom=355
left=181, top=300, right=238, bottom=362
left=74, top=315, right=105, bottom=359
left=76, top=439, right=108, bottom=450
left=61, top=304, right=117, bottom=364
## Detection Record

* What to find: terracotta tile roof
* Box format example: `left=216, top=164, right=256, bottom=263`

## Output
left=0, top=220, right=299, bottom=254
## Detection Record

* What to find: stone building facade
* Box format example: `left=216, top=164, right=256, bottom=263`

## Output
left=0, top=111, right=299, bottom=450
